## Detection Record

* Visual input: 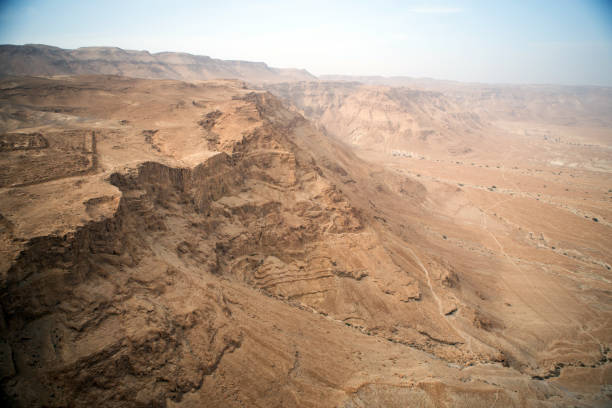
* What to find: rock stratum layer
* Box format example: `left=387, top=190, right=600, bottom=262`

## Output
left=266, top=80, right=612, bottom=155
left=0, top=75, right=610, bottom=407
left=0, top=44, right=316, bottom=84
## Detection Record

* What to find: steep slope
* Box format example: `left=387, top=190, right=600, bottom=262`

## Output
left=319, top=75, right=612, bottom=126
left=0, top=44, right=316, bottom=83
left=266, top=80, right=612, bottom=157
left=266, top=81, right=487, bottom=155
left=267, top=79, right=612, bottom=403
left=0, top=76, right=609, bottom=407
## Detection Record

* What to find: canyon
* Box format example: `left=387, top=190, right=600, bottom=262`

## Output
left=0, top=45, right=610, bottom=407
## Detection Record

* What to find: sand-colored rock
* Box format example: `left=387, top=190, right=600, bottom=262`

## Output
left=0, top=74, right=609, bottom=407
left=0, top=44, right=316, bottom=84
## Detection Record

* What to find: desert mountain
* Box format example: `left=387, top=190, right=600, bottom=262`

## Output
left=0, top=44, right=316, bottom=83
left=0, top=42, right=610, bottom=407
left=0, top=74, right=610, bottom=407
left=266, top=80, right=612, bottom=156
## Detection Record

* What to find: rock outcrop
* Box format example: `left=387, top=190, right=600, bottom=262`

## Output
left=0, top=75, right=609, bottom=407
left=0, top=44, right=316, bottom=84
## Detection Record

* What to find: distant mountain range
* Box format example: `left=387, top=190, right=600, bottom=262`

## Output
left=0, top=44, right=316, bottom=83
left=2, top=44, right=610, bottom=130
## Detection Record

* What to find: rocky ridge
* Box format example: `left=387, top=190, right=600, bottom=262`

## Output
left=0, top=44, right=316, bottom=84
left=0, top=75, right=609, bottom=406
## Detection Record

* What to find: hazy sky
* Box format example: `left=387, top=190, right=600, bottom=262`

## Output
left=1, top=0, right=611, bottom=85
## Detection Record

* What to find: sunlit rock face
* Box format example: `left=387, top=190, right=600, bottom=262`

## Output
left=0, top=73, right=609, bottom=407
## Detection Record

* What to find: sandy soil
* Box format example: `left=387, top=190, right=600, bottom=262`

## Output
left=0, top=75, right=609, bottom=407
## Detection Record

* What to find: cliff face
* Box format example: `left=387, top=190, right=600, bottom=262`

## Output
left=266, top=81, right=487, bottom=155
left=318, top=75, right=612, bottom=124
left=0, top=44, right=316, bottom=83
left=265, top=80, right=612, bottom=157
left=0, top=75, right=608, bottom=407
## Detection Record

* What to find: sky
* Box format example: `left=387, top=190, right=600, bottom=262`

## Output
left=0, top=0, right=611, bottom=86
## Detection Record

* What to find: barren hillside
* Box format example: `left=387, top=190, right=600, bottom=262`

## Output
left=0, top=44, right=316, bottom=84
left=0, top=73, right=609, bottom=407
left=266, top=80, right=612, bottom=153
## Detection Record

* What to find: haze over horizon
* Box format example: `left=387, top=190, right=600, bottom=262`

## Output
left=1, top=1, right=612, bottom=407
left=1, top=0, right=612, bottom=86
